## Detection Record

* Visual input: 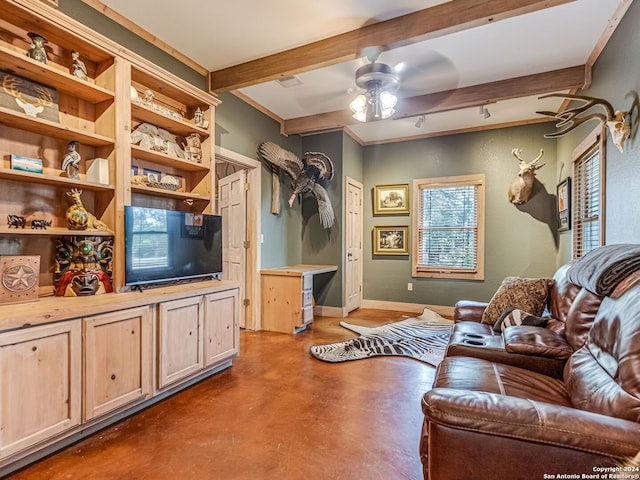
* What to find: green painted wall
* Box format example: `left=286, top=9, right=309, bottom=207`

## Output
left=555, top=0, right=640, bottom=265
left=215, top=93, right=302, bottom=269
left=363, top=123, right=559, bottom=306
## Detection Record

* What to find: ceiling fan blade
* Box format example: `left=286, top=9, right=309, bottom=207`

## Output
left=396, top=49, right=458, bottom=98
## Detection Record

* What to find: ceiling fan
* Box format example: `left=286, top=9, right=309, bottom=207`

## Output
left=349, top=46, right=400, bottom=122
left=348, top=45, right=458, bottom=123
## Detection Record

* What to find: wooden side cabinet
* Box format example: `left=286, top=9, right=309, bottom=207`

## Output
left=157, top=296, right=204, bottom=389
left=0, top=321, right=81, bottom=459
left=261, top=265, right=338, bottom=334
left=83, top=306, right=153, bottom=421
left=204, top=289, right=240, bottom=367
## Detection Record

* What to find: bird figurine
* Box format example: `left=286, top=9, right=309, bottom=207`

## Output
left=258, top=141, right=335, bottom=229
left=62, top=141, right=81, bottom=179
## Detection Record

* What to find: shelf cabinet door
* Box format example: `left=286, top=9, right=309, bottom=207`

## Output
left=0, top=321, right=81, bottom=459
left=83, top=306, right=153, bottom=421
left=203, top=288, right=239, bottom=367
left=157, top=296, right=204, bottom=389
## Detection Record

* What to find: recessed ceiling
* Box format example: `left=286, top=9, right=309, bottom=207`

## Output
left=95, top=0, right=628, bottom=144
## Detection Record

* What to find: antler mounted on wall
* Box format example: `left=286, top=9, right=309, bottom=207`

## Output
left=537, top=93, right=631, bottom=153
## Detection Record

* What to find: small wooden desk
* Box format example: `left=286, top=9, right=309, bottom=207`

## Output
left=260, top=264, right=338, bottom=334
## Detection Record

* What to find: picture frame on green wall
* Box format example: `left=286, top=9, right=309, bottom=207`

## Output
left=373, top=226, right=409, bottom=256
left=373, top=184, right=409, bottom=215
left=557, top=177, right=571, bottom=231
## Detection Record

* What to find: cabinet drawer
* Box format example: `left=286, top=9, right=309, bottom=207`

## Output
left=301, top=306, right=313, bottom=325
left=302, top=289, right=313, bottom=307
left=302, top=275, right=313, bottom=290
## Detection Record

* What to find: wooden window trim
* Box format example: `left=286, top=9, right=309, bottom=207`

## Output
left=412, top=174, right=485, bottom=280
left=571, top=126, right=606, bottom=259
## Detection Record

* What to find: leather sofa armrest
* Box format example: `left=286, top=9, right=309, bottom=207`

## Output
left=422, top=388, right=640, bottom=457
left=503, top=325, right=573, bottom=360
left=453, top=300, right=488, bottom=323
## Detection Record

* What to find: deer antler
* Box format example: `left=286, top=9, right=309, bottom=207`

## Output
left=537, top=93, right=614, bottom=137
left=512, top=148, right=544, bottom=165
left=2, top=73, right=53, bottom=117
left=33, top=85, right=53, bottom=107
left=2, top=74, right=24, bottom=102
left=537, top=93, right=631, bottom=153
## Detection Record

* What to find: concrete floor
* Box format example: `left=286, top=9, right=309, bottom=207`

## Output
left=7, top=309, right=436, bottom=480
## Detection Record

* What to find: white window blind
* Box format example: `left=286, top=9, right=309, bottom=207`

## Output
left=412, top=174, right=484, bottom=280
left=131, top=208, right=169, bottom=269
left=573, top=145, right=601, bottom=259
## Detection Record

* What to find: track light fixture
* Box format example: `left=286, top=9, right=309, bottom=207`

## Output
left=350, top=62, right=399, bottom=122
left=479, top=105, right=491, bottom=119
left=414, top=115, right=425, bottom=128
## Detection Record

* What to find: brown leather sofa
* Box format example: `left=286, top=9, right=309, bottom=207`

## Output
left=420, top=247, right=640, bottom=480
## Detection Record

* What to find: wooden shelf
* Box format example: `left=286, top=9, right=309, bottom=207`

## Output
left=0, top=45, right=114, bottom=104
left=131, top=184, right=209, bottom=202
left=0, top=226, right=114, bottom=236
left=0, top=107, right=115, bottom=147
left=131, top=145, right=209, bottom=171
left=0, top=167, right=115, bottom=192
left=131, top=103, right=209, bottom=138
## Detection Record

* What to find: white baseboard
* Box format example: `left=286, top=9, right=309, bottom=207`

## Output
left=361, top=299, right=454, bottom=318
left=314, top=305, right=347, bottom=318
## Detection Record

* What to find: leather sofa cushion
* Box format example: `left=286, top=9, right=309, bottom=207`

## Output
left=434, top=356, right=571, bottom=406
left=453, top=300, right=488, bottom=323
left=481, top=276, right=554, bottom=325
left=503, top=325, right=573, bottom=359
left=564, top=287, right=603, bottom=350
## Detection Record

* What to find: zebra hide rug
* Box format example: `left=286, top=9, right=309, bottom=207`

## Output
left=309, top=309, right=453, bottom=366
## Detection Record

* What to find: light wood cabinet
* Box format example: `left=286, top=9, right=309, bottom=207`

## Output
left=157, top=296, right=204, bottom=389
left=0, top=321, right=81, bottom=459
left=204, top=288, right=240, bottom=366
left=261, top=265, right=338, bottom=334
left=83, top=306, right=153, bottom=421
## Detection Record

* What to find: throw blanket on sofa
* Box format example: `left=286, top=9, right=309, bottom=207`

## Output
left=567, top=244, right=640, bottom=295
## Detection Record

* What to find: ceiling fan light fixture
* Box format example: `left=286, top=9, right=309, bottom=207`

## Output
left=350, top=61, right=399, bottom=122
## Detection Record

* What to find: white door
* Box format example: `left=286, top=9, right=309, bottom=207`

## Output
left=345, top=177, right=363, bottom=313
left=218, top=169, right=247, bottom=328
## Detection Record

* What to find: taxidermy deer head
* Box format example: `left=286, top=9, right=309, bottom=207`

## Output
left=508, top=148, right=545, bottom=205
left=537, top=93, right=631, bottom=153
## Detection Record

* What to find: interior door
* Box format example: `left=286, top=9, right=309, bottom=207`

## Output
left=345, top=177, right=363, bottom=313
left=218, top=169, right=247, bottom=328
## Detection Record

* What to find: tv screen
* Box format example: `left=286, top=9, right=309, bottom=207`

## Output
left=124, top=206, right=223, bottom=286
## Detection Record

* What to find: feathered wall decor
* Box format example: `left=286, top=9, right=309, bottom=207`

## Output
left=258, top=141, right=335, bottom=229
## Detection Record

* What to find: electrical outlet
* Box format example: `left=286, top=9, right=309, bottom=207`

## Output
left=407, top=282, right=413, bottom=291
left=260, top=234, right=264, bottom=243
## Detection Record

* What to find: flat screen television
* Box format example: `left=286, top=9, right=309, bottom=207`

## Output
left=124, top=205, right=223, bottom=287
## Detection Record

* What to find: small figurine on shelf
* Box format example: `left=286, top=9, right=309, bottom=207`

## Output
left=7, top=214, right=26, bottom=228
left=143, top=89, right=154, bottom=106
left=26, top=32, right=48, bottom=64
left=70, top=51, right=87, bottom=80
left=194, top=107, right=204, bottom=127
left=31, top=219, right=52, bottom=229
left=65, top=189, right=110, bottom=231
left=183, top=133, right=202, bottom=163
left=62, top=141, right=81, bottom=179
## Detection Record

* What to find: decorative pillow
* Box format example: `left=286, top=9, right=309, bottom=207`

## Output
left=493, top=306, right=549, bottom=332
left=481, top=276, right=554, bottom=325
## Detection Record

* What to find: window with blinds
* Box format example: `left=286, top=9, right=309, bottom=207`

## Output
left=572, top=128, right=604, bottom=259
left=412, top=174, right=485, bottom=280
left=131, top=208, right=170, bottom=269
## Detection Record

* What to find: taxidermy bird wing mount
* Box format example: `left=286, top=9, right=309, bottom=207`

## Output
left=257, top=142, right=335, bottom=229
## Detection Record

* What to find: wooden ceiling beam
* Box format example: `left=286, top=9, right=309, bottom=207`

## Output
left=209, top=0, right=575, bottom=93
left=282, top=65, right=589, bottom=136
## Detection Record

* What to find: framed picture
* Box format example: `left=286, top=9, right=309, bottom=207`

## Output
left=143, top=167, right=162, bottom=184
left=557, top=177, right=571, bottom=231
left=374, top=184, right=410, bottom=215
left=373, top=226, right=409, bottom=256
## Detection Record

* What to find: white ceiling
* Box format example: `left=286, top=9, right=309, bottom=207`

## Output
left=97, top=0, right=626, bottom=144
